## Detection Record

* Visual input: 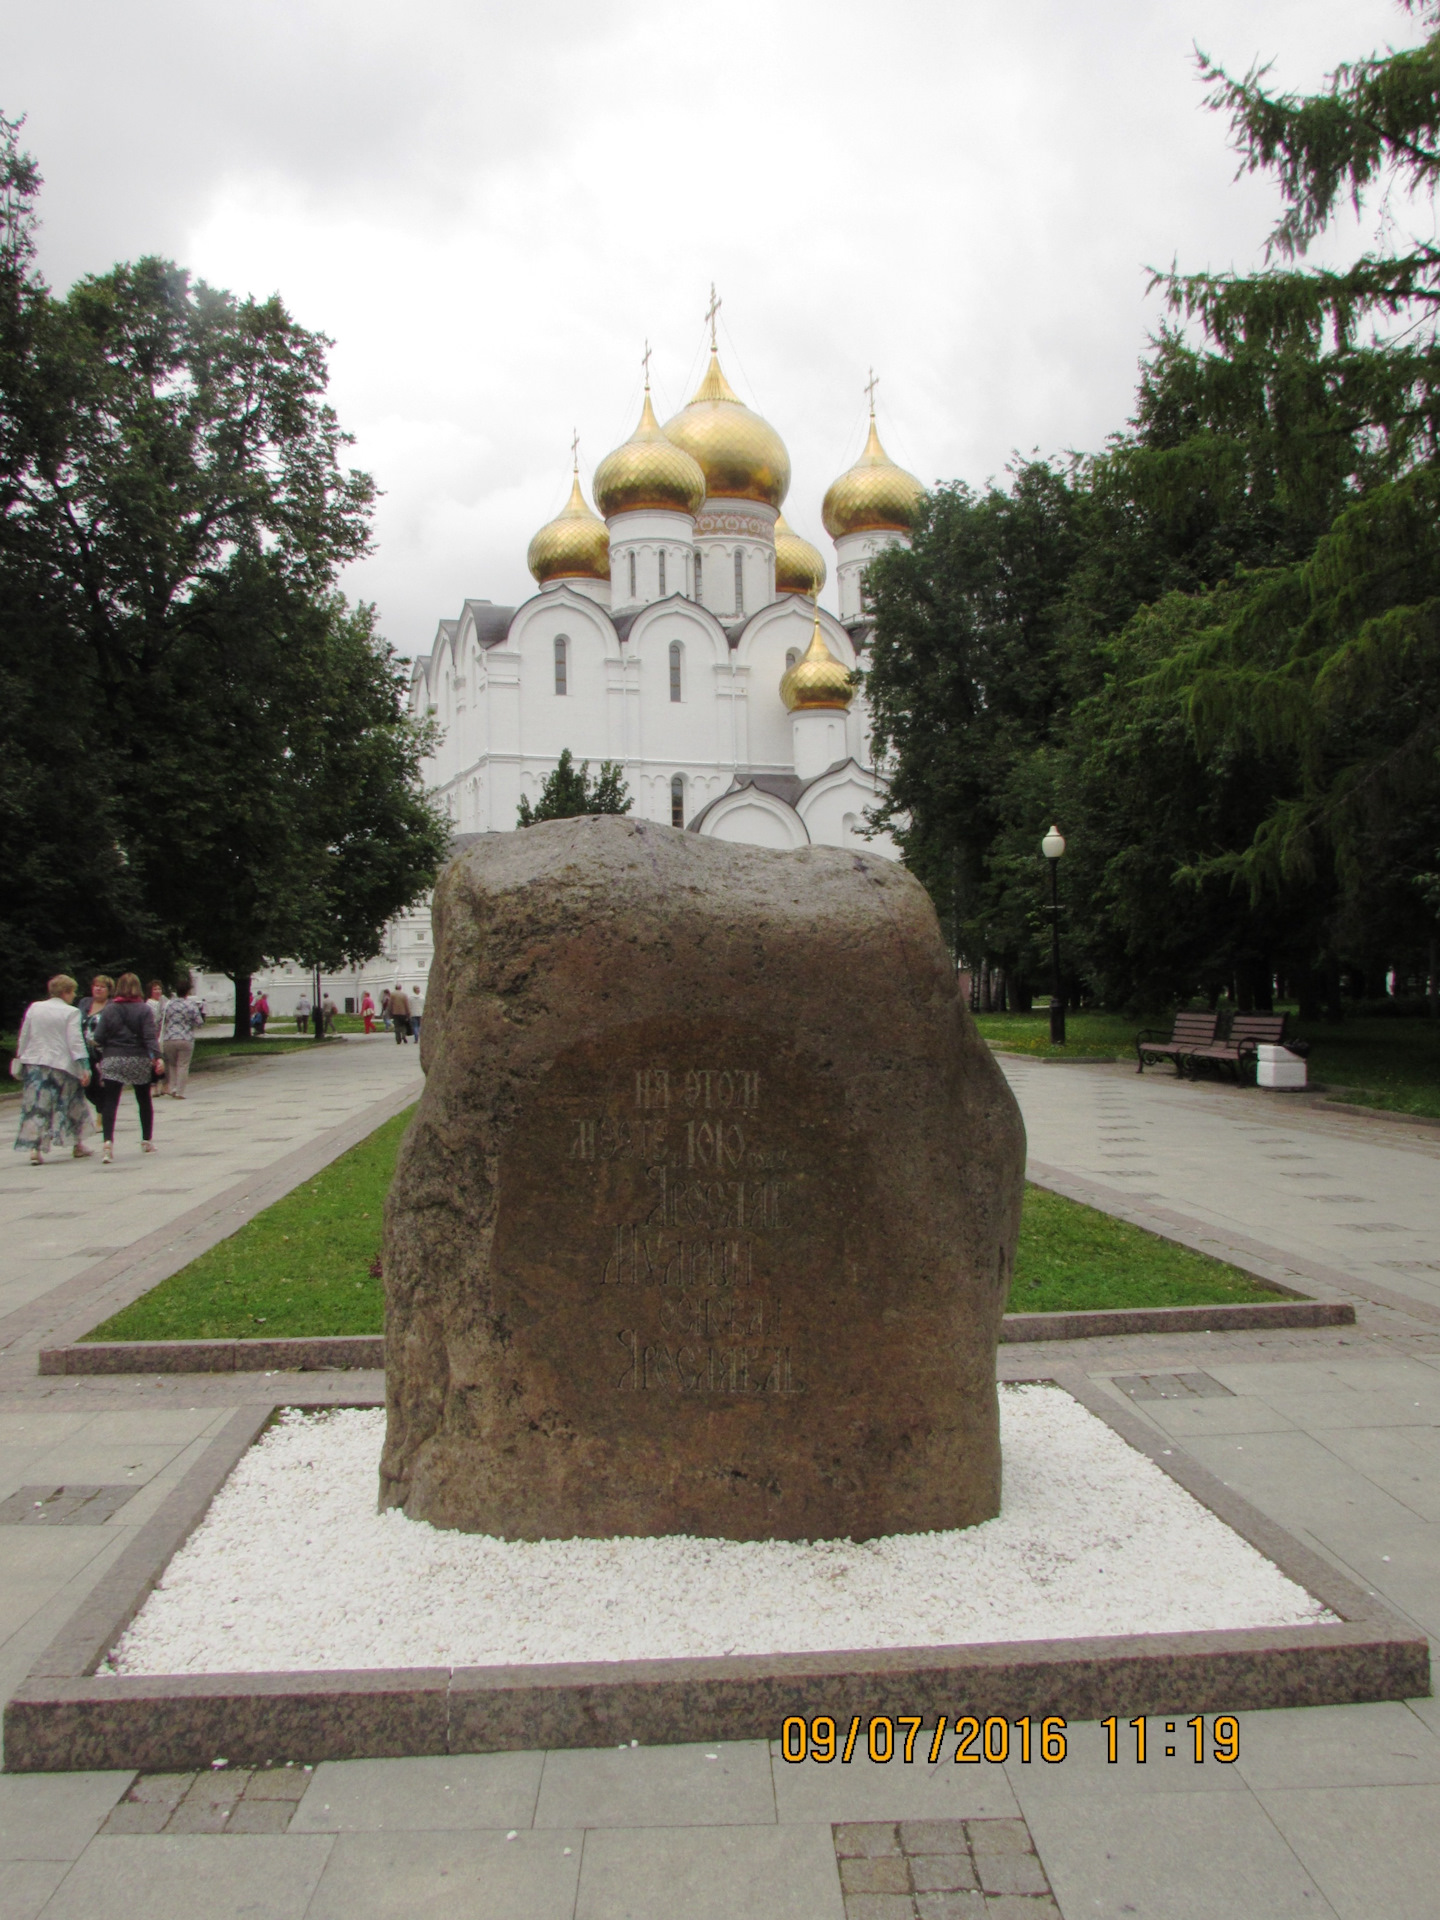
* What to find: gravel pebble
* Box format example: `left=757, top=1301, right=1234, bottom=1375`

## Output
left=109, top=1386, right=1332, bottom=1674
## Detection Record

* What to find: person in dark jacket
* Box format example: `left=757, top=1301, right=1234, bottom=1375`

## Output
left=94, top=971, right=164, bottom=1162
left=80, top=974, right=114, bottom=1115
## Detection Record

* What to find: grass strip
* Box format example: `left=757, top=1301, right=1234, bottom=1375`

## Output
left=85, top=1104, right=1285, bottom=1340
left=84, top=1107, right=412, bottom=1341
left=1009, top=1183, right=1284, bottom=1312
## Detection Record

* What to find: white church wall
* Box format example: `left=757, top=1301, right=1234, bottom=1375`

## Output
left=792, top=709, right=849, bottom=780
left=510, top=591, right=618, bottom=767
left=834, top=527, right=905, bottom=624
left=735, top=599, right=855, bottom=771
left=693, top=501, right=777, bottom=622
left=625, top=601, right=729, bottom=771
left=607, top=509, right=695, bottom=610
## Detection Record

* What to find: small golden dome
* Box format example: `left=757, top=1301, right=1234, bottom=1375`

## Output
left=821, top=411, right=925, bottom=539
left=662, top=351, right=791, bottom=509
left=780, top=603, right=853, bottom=712
left=527, top=469, right=610, bottom=584
left=774, top=513, right=827, bottom=596
left=594, top=387, right=707, bottom=519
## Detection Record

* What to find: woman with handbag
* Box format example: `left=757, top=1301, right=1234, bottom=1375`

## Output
left=93, top=971, right=165, bottom=1163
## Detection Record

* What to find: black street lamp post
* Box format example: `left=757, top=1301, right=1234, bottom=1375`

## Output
left=1042, top=824, right=1066, bottom=1045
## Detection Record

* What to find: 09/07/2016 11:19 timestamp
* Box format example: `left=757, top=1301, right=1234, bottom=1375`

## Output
left=780, top=1714, right=1240, bottom=1766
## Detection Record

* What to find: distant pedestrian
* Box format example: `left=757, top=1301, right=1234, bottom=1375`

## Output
left=159, top=986, right=205, bottom=1097
left=360, top=990, right=376, bottom=1034
left=410, top=989, right=424, bottom=1044
left=295, top=993, right=311, bottom=1035
left=251, top=991, right=270, bottom=1035
left=380, top=988, right=393, bottom=1032
left=80, top=975, right=114, bottom=1116
left=94, top=971, right=163, bottom=1162
left=11, top=975, right=93, bottom=1164
left=390, top=984, right=412, bottom=1043
left=321, top=994, right=338, bottom=1034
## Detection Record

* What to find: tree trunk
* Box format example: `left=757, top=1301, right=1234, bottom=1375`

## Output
left=1429, top=936, right=1438, bottom=1022
left=231, top=970, right=251, bottom=1042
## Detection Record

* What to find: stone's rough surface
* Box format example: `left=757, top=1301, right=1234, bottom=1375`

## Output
left=380, top=815, right=1025, bottom=1540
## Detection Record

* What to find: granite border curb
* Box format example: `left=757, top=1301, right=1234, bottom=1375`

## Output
left=999, top=1300, right=1353, bottom=1342
left=39, top=1298, right=1353, bottom=1376
left=4, top=1378, right=1426, bottom=1773
left=38, top=1336, right=385, bottom=1375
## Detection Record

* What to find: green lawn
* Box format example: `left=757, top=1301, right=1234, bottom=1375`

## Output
left=1010, top=1183, right=1283, bottom=1312
left=1290, top=1015, right=1440, bottom=1120
left=85, top=1107, right=412, bottom=1341
left=973, top=1011, right=1139, bottom=1061
left=976, top=1008, right=1440, bottom=1119
left=84, top=1104, right=1284, bottom=1341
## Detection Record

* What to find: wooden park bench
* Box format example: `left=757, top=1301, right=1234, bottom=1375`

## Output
left=1184, top=1012, right=1290, bottom=1082
left=1136, top=1010, right=1219, bottom=1075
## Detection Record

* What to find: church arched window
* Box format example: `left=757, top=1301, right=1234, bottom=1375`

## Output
left=628, top=552, right=637, bottom=600
left=669, top=641, right=683, bottom=703
left=553, top=634, right=568, bottom=696
left=658, top=550, right=667, bottom=597
left=671, top=773, right=685, bottom=829
left=733, top=549, right=744, bottom=616
left=785, top=648, right=798, bottom=670
left=694, top=552, right=703, bottom=600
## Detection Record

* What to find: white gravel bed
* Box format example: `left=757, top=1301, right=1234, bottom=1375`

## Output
left=109, top=1387, right=1334, bottom=1675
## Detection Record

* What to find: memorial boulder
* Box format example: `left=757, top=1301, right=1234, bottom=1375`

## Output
left=380, top=816, right=1025, bottom=1541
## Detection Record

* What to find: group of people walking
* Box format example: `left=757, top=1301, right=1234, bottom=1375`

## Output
left=382, top=986, right=421, bottom=1043
left=11, top=973, right=206, bottom=1165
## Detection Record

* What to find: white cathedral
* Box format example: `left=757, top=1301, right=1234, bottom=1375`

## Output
left=204, top=322, right=925, bottom=1016
left=410, top=331, right=923, bottom=858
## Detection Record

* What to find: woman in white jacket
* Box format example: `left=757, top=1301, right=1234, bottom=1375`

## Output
left=11, top=975, right=93, bottom=1164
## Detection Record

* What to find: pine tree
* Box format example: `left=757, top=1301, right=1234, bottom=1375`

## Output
left=517, top=750, right=633, bottom=826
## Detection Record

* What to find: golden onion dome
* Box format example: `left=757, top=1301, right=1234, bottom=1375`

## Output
left=780, top=603, right=854, bottom=712
left=527, top=469, right=610, bottom=584
left=821, top=411, right=925, bottom=539
left=774, top=513, right=827, bottom=596
left=593, top=387, right=707, bottom=519
left=662, top=350, right=790, bottom=509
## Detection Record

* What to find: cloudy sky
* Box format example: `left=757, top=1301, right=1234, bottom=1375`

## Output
left=5, top=0, right=1408, bottom=649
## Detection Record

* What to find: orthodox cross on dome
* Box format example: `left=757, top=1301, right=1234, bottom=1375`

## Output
left=641, top=339, right=652, bottom=389
left=570, top=428, right=580, bottom=472
left=705, top=283, right=722, bottom=350
left=864, top=368, right=879, bottom=416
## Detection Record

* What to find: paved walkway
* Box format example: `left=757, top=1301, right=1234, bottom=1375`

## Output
left=0, top=1036, right=422, bottom=1372
left=2, top=1050, right=1439, bottom=1918
left=1005, top=1055, right=1440, bottom=1322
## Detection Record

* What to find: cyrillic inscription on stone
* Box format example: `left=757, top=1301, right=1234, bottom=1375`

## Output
left=491, top=1022, right=850, bottom=1419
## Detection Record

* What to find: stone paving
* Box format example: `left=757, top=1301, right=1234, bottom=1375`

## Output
left=1, top=1047, right=1439, bottom=1917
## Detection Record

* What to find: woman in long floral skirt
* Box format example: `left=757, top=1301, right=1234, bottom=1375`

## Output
left=10, top=975, right=93, bottom=1164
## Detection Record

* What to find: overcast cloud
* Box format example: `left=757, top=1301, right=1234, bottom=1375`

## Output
left=4, top=0, right=1410, bottom=648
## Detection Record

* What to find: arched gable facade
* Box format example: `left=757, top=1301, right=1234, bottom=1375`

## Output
left=696, top=784, right=811, bottom=849
left=795, top=761, right=897, bottom=857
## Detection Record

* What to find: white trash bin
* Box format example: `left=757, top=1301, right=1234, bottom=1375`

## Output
left=1256, top=1043, right=1307, bottom=1089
